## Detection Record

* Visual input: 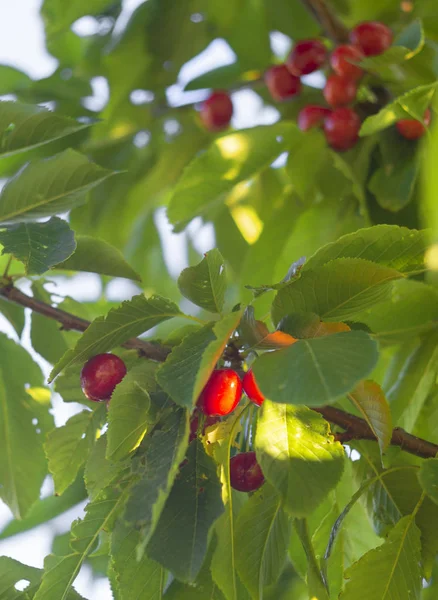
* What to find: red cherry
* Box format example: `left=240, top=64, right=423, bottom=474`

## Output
left=242, top=370, right=265, bottom=406
left=323, top=74, right=357, bottom=108
left=199, top=91, right=233, bottom=132
left=349, top=22, right=393, bottom=57
left=197, top=369, right=242, bottom=416
left=396, top=109, right=431, bottom=140
left=264, top=64, right=301, bottom=102
left=230, top=452, right=265, bottom=492
left=286, top=39, right=328, bottom=76
left=298, top=105, right=332, bottom=131
left=80, top=353, right=127, bottom=402
left=324, top=107, right=361, bottom=151
left=330, top=45, right=364, bottom=81
left=189, top=411, right=221, bottom=442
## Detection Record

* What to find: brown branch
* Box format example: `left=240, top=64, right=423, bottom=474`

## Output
left=0, top=284, right=171, bottom=362
left=313, top=405, right=438, bottom=459
left=300, top=0, right=349, bottom=43
left=0, top=283, right=437, bottom=459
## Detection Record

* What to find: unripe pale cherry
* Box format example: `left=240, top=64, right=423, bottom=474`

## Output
left=349, top=21, right=393, bottom=57
left=298, top=105, right=332, bottom=131
left=324, top=107, right=361, bottom=151
left=396, top=109, right=431, bottom=140
left=230, top=452, right=265, bottom=492
left=330, top=45, right=364, bottom=81
left=286, top=39, right=328, bottom=76
left=323, top=74, right=358, bottom=108
left=197, top=369, right=242, bottom=416
left=242, top=369, right=265, bottom=406
left=80, top=353, right=127, bottom=402
left=199, top=91, right=233, bottom=132
left=264, top=64, right=301, bottom=102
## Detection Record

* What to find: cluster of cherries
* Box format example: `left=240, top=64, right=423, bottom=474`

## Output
left=199, top=21, right=431, bottom=150
left=80, top=354, right=266, bottom=493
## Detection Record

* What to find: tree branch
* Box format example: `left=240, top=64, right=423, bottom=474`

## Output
left=0, top=284, right=171, bottom=362
left=300, top=0, right=349, bottom=43
left=313, top=405, right=438, bottom=459
left=0, top=283, right=436, bottom=459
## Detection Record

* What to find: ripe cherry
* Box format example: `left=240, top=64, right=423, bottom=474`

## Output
left=396, top=108, right=431, bottom=140
left=286, top=39, right=328, bottom=76
left=330, top=45, right=364, bottom=81
left=197, top=369, right=242, bottom=416
left=298, top=105, right=332, bottom=131
left=349, top=21, right=393, bottom=57
left=199, top=91, right=233, bottom=132
left=80, top=353, right=127, bottom=402
left=323, top=74, right=357, bottom=108
left=242, top=369, right=265, bottom=406
left=230, top=452, right=265, bottom=492
left=324, top=107, right=361, bottom=151
left=264, top=64, right=301, bottom=102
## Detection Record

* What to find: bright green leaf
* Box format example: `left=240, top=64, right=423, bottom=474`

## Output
left=0, top=217, right=76, bottom=275
left=418, top=458, right=438, bottom=505
left=178, top=248, right=226, bottom=313
left=252, top=331, right=379, bottom=406
left=255, top=402, right=345, bottom=516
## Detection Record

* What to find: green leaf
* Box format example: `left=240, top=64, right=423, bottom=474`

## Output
left=167, top=123, right=294, bottom=231
left=110, top=522, right=165, bottom=600
left=0, top=66, right=32, bottom=95
left=423, top=113, right=438, bottom=267
left=418, top=458, right=438, bottom=505
left=271, top=258, right=403, bottom=325
left=368, top=129, right=420, bottom=212
left=349, top=380, right=392, bottom=457
left=84, top=435, right=128, bottom=502
left=386, top=330, right=438, bottom=430
left=41, top=0, right=119, bottom=36
left=34, top=485, right=129, bottom=600
left=0, top=149, right=116, bottom=225
left=56, top=235, right=141, bottom=281
left=304, top=225, right=428, bottom=274
left=252, top=331, right=379, bottom=406
left=146, top=440, right=224, bottom=583
left=235, top=483, right=291, bottom=599
left=0, top=475, right=87, bottom=540
left=106, top=362, right=160, bottom=462
left=255, top=402, right=345, bottom=516
left=157, top=311, right=242, bottom=409
left=354, top=279, right=438, bottom=344
left=340, top=516, right=422, bottom=600
left=45, top=407, right=105, bottom=496
left=178, top=248, right=226, bottom=313
left=360, top=82, right=437, bottom=136
left=0, top=101, right=90, bottom=160
left=184, top=62, right=250, bottom=91
left=124, top=406, right=189, bottom=549
left=49, top=294, right=182, bottom=381
left=0, top=333, right=47, bottom=518
left=0, top=217, right=76, bottom=275
left=0, top=297, right=25, bottom=336
left=0, top=557, right=43, bottom=600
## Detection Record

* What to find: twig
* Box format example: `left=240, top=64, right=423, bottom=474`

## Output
left=0, top=284, right=170, bottom=362
left=313, top=405, right=438, bottom=459
left=299, top=0, right=349, bottom=43
left=0, top=283, right=436, bottom=459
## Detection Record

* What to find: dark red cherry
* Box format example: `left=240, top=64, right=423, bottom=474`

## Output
left=199, top=91, right=233, bottom=131
left=264, top=64, right=301, bottom=102
left=230, top=452, right=265, bottom=492
left=286, top=39, right=328, bottom=76
left=330, top=45, right=364, bottom=81
left=323, top=107, right=361, bottom=151
left=323, top=74, right=357, bottom=108
left=350, top=21, right=393, bottom=57
left=80, top=353, right=127, bottom=402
